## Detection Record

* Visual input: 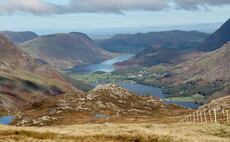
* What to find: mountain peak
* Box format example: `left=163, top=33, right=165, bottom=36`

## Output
left=199, top=18, right=230, bottom=51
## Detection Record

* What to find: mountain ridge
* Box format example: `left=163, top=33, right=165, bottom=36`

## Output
left=19, top=32, right=115, bottom=69
left=97, top=30, right=210, bottom=53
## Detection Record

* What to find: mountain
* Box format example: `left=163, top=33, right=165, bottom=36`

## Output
left=97, top=30, right=210, bottom=53
left=19, top=32, right=114, bottom=69
left=199, top=18, right=230, bottom=51
left=0, top=31, right=38, bottom=43
left=0, top=35, right=78, bottom=115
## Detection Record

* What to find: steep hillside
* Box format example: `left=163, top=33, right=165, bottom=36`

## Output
left=19, top=32, right=114, bottom=69
left=0, top=31, right=38, bottom=43
left=0, top=35, right=79, bottom=115
left=174, top=42, right=230, bottom=82
left=168, top=42, right=230, bottom=101
left=199, top=18, right=230, bottom=51
left=97, top=30, right=209, bottom=53
left=151, top=42, right=230, bottom=102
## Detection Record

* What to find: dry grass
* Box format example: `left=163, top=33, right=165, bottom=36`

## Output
left=0, top=123, right=230, bottom=142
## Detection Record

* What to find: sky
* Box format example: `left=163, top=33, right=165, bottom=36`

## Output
left=0, top=0, right=229, bottom=35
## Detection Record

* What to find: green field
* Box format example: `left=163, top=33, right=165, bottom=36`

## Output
left=69, top=72, right=135, bottom=84
left=164, top=96, right=195, bottom=102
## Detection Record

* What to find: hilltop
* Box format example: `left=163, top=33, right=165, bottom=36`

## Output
left=0, top=31, right=38, bottom=43
left=19, top=32, right=114, bottom=69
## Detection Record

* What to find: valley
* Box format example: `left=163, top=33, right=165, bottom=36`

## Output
left=0, top=5, right=229, bottom=141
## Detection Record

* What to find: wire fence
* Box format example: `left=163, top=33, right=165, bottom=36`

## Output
left=179, top=108, right=230, bottom=125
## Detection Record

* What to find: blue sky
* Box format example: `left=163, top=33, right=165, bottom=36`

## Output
left=0, top=0, right=229, bottom=35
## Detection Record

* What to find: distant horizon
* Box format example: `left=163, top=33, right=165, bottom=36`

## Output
left=0, top=21, right=224, bottom=39
left=0, top=0, right=229, bottom=37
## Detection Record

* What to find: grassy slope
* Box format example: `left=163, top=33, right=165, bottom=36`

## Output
left=0, top=123, right=229, bottom=142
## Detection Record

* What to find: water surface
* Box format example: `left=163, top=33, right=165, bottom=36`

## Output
left=0, top=116, right=14, bottom=125
left=120, top=83, right=200, bottom=109
left=120, top=83, right=165, bottom=98
left=165, top=101, right=200, bottom=109
left=67, top=54, right=134, bottom=73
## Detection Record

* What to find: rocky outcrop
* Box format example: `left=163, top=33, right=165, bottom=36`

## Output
left=14, top=84, right=182, bottom=126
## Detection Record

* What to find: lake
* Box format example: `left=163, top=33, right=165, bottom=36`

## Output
left=0, top=116, right=14, bottom=125
left=165, top=101, right=200, bottom=109
left=120, top=83, right=200, bottom=109
left=67, top=54, right=134, bottom=73
left=120, top=83, right=165, bottom=98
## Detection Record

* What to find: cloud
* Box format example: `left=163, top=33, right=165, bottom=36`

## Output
left=66, top=0, right=170, bottom=13
left=175, top=0, right=230, bottom=10
left=0, top=0, right=60, bottom=15
left=0, top=0, right=230, bottom=15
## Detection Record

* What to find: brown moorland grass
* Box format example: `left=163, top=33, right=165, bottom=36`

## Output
left=0, top=123, right=230, bottom=142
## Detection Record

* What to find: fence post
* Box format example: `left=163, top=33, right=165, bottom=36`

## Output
left=222, top=109, right=225, bottom=123
left=209, top=110, right=212, bottom=123
left=226, top=110, right=229, bottom=124
left=214, top=109, right=217, bottom=123
left=193, top=113, right=196, bottom=122
left=197, top=111, right=199, bottom=122
left=200, top=111, right=203, bottom=123
left=204, top=110, right=207, bottom=123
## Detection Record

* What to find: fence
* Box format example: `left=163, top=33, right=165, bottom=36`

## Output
left=179, top=108, right=230, bottom=125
